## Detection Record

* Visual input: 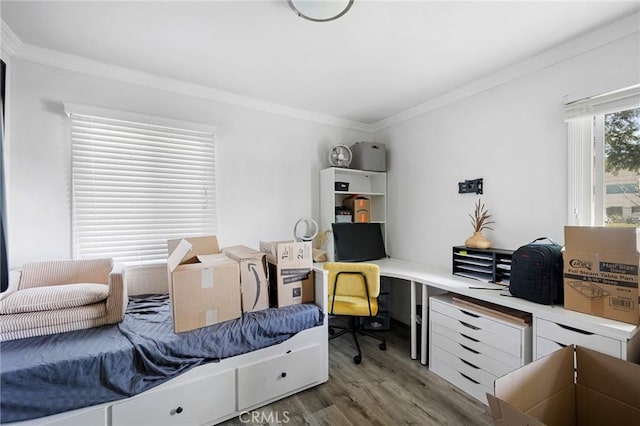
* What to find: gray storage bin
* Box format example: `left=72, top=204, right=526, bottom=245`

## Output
left=350, top=142, right=386, bottom=171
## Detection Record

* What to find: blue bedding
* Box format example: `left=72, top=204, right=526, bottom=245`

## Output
left=0, top=295, right=323, bottom=423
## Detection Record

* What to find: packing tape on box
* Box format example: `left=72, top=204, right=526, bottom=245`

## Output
left=283, top=273, right=310, bottom=284
left=281, top=267, right=311, bottom=276
left=201, top=268, right=214, bottom=289
left=205, top=309, right=218, bottom=326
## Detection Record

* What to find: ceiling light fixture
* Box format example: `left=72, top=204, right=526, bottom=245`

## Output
left=288, top=0, right=354, bottom=22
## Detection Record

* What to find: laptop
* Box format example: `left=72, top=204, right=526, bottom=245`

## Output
left=331, top=222, right=387, bottom=262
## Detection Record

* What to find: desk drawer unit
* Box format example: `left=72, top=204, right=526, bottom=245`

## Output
left=429, top=294, right=532, bottom=405
left=533, top=317, right=640, bottom=361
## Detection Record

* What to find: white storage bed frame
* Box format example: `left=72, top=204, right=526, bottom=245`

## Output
left=9, top=273, right=329, bottom=426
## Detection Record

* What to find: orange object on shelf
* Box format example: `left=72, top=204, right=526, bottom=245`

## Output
left=342, top=195, right=370, bottom=223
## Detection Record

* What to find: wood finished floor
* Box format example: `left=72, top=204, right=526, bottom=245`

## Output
left=219, top=322, right=494, bottom=426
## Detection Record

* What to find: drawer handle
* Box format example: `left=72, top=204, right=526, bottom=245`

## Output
left=460, top=358, right=480, bottom=369
left=555, top=341, right=567, bottom=348
left=281, top=372, right=287, bottom=378
left=460, top=333, right=480, bottom=343
left=460, top=344, right=480, bottom=354
left=460, top=309, right=480, bottom=318
left=171, top=406, right=183, bottom=415
left=557, top=323, right=594, bottom=335
left=459, top=372, right=480, bottom=385
left=459, top=321, right=480, bottom=330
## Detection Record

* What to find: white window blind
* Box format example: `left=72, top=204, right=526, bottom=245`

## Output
left=65, top=103, right=217, bottom=264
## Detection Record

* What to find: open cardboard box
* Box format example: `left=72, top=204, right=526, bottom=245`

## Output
left=167, top=236, right=241, bottom=333
left=487, top=345, right=640, bottom=426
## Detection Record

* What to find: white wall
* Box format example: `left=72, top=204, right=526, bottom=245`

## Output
left=6, top=30, right=639, bottom=278
left=6, top=58, right=370, bottom=268
left=375, top=34, right=640, bottom=270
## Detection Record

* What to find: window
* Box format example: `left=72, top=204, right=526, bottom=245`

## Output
left=565, top=86, right=640, bottom=227
left=606, top=183, right=639, bottom=195
left=64, top=103, right=217, bottom=264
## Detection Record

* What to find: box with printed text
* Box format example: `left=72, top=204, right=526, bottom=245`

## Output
left=563, top=226, right=639, bottom=325
left=259, top=240, right=314, bottom=307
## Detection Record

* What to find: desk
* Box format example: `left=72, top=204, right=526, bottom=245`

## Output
left=315, top=257, right=640, bottom=365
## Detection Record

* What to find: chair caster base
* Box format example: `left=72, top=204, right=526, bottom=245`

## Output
left=379, top=342, right=387, bottom=351
left=353, top=354, right=362, bottom=364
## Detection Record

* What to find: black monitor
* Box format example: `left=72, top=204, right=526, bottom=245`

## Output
left=332, top=222, right=387, bottom=262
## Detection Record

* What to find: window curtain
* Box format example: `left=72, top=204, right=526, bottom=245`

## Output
left=1, top=59, right=7, bottom=292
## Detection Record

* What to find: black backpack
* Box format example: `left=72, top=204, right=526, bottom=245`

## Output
left=509, top=237, right=564, bottom=305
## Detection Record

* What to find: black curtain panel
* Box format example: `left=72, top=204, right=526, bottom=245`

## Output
left=1, top=59, right=7, bottom=292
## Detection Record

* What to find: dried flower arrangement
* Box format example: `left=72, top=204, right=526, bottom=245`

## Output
left=469, top=199, right=495, bottom=233
left=316, top=229, right=332, bottom=247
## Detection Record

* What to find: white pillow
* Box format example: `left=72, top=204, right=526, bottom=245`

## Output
left=0, top=283, right=109, bottom=314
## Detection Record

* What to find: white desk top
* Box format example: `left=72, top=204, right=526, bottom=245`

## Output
left=315, top=257, right=640, bottom=341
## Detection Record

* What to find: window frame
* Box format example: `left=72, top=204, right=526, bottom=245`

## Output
left=565, top=85, right=640, bottom=226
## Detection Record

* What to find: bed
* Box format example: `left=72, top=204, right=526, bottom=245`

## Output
left=0, top=272, right=329, bottom=426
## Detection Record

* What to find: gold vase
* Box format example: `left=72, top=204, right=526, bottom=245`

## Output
left=465, top=231, right=492, bottom=249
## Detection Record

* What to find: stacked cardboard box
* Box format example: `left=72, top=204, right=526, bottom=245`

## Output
left=563, top=226, right=639, bottom=325
left=259, top=240, right=314, bottom=307
left=342, top=195, right=370, bottom=223
left=167, top=236, right=241, bottom=333
left=487, top=345, right=640, bottom=426
left=222, top=245, right=269, bottom=313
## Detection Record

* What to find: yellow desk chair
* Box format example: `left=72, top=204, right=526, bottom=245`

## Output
left=324, top=262, right=387, bottom=364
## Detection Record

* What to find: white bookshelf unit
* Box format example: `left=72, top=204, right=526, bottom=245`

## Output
left=320, top=167, right=387, bottom=261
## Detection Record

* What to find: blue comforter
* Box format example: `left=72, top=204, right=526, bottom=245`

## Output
left=0, top=295, right=323, bottom=423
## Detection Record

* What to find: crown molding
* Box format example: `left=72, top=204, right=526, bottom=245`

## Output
left=11, top=43, right=373, bottom=133
left=370, top=12, right=640, bottom=132
left=1, top=19, right=22, bottom=60
left=5, top=11, right=638, bottom=134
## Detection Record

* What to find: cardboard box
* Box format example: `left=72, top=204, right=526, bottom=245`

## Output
left=487, top=345, right=640, bottom=426
left=167, top=236, right=241, bottom=333
left=342, top=195, right=370, bottom=223
left=259, top=240, right=314, bottom=307
left=222, top=245, right=269, bottom=313
left=563, top=226, right=640, bottom=325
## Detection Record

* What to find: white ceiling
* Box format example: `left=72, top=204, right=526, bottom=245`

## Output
left=1, top=1, right=639, bottom=126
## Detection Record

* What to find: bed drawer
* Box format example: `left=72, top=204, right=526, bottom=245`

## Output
left=20, top=406, right=107, bottom=426
left=110, top=368, right=235, bottom=426
left=237, top=343, right=323, bottom=410
left=535, top=318, right=621, bottom=359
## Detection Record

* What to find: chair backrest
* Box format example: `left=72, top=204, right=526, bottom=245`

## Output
left=324, top=262, right=380, bottom=299
left=19, top=259, right=114, bottom=290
